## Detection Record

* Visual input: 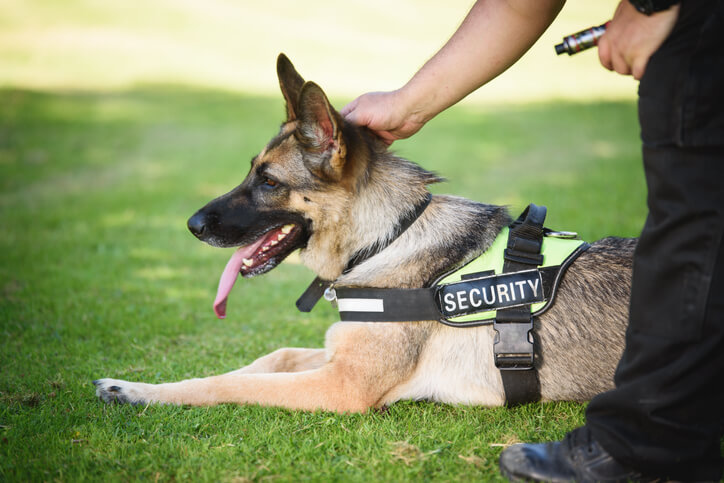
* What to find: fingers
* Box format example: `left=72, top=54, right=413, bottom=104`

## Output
left=340, top=96, right=370, bottom=129
left=610, top=44, right=632, bottom=76
left=631, top=57, right=648, bottom=80
left=339, top=97, right=358, bottom=117
left=338, top=90, right=415, bottom=145
left=598, top=31, right=631, bottom=76
left=339, top=97, right=396, bottom=144
left=598, top=35, right=613, bottom=71
left=343, top=107, right=361, bottom=126
left=376, top=132, right=396, bottom=145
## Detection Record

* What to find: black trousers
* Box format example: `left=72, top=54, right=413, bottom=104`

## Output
left=586, top=1, right=724, bottom=480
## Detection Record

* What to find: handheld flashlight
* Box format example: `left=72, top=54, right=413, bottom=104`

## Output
left=555, top=22, right=609, bottom=56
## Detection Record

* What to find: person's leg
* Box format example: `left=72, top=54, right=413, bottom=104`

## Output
left=586, top=145, right=724, bottom=480
left=499, top=145, right=724, bottom=482
left=500, top=1, right=724, bottom=478
left=578, top=0, right=724, bottom=475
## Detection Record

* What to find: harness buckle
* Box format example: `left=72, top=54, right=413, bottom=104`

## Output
left=493, top=320, right=535, bottom=370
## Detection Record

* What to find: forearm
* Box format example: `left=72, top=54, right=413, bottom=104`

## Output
left=340, top=0, right=565, bottom=143
left=400, top=0, right=565, bottom=122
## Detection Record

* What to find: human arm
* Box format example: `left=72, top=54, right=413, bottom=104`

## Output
left=340, top=0, right=565, bottom=144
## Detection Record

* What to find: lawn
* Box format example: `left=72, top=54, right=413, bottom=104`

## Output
left=0, top=0, right=655, bottom=481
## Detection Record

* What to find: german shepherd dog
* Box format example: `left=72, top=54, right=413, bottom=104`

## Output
left=94, top=55, right=635, bottom=411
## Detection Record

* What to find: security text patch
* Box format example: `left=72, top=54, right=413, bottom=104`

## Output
left=437, top=269, right=545, bottom=317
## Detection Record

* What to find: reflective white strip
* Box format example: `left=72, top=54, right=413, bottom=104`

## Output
left=337, top=298, right=384, bottom=313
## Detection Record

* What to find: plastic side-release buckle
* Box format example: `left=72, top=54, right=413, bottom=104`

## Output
left=493, top=320, right=535, bottom=370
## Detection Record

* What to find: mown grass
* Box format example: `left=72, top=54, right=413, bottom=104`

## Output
left=1, top=86, right=646, bottom=481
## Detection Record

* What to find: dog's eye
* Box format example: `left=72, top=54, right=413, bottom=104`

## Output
left=263, top=178, right=279, bottom=188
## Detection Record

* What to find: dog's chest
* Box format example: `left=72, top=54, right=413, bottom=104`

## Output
left=381, top=325, right=505, bottom=406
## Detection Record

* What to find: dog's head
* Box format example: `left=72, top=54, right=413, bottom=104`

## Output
left=188, top=54, right=393, bottom=318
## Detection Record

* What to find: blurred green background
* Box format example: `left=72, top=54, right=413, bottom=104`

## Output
left=1, top=1, right=648, bottom=481
left=1, top=0, right=634, bottom=101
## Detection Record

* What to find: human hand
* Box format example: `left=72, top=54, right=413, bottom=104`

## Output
left=340, top=90, right=427, bottom=145
left=598, top=0, right=680, bottom=80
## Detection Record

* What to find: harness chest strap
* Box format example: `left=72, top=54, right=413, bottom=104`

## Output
left=495, top=204, right=547, bottom=406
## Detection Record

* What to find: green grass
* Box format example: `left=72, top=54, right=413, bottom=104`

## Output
left=1, top=86, right=645, bottom=481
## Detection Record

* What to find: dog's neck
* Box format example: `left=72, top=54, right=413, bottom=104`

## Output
left=345, top=192, right=431, bottom=271
left=299, top=153, right=509, bottom=288
left=336, top=154, right=510, bottom=288
left=339, top=194, right=510, bottom=289
left=346, top=159, right=432, bottom=259
left=298, top=155, right=434, bottom=281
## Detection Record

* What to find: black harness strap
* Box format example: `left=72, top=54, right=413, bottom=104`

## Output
left=334, top=265, right=565, bottom=323
left=296, top=193, right=432, bottom=312
left=495, top=204, right=546, bottom=406
left=295, top=277, right=331, bottom=313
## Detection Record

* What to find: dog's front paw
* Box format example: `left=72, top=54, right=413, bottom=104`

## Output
left=93, top=378, right=149, bottom=405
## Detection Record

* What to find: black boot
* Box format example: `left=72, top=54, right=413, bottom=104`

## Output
left=499, top=426, right=661, bottom=483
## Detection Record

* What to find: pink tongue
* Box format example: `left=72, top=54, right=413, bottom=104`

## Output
left=213, top=239, right=265, bottom=319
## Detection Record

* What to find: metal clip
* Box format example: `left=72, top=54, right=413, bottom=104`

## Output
left=323, top=286, right=337, bottom=302
left=544, top=230, right=579, bottom=239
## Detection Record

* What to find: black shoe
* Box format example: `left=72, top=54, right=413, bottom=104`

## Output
left=499, top=426, right=657, bottom=482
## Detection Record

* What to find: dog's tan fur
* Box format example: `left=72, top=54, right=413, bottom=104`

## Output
left=94, top=55, right=634, bottom=412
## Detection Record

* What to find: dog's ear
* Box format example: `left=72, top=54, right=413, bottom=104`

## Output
left=277, top=53, right=305, bottom=121
left=296, top=81, right=347, bottom=181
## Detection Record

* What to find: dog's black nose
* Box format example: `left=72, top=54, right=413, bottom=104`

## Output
left=187, top=212, right=207, bottom=238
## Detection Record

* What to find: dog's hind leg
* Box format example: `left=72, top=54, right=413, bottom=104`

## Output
left=231, top=348, right=327, bottom=375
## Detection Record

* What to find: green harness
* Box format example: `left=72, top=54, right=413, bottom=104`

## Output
left=436, top=226, right=588, bottom=325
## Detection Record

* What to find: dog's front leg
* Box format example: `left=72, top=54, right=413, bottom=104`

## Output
left=95, top=361, right=379, bottom=412
left=95, top=323, right=428, bottom=412
left=94, top=348, right=328, bottom=406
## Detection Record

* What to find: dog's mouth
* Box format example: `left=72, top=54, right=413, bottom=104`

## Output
left=213, top=223, right=305, bottom=319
